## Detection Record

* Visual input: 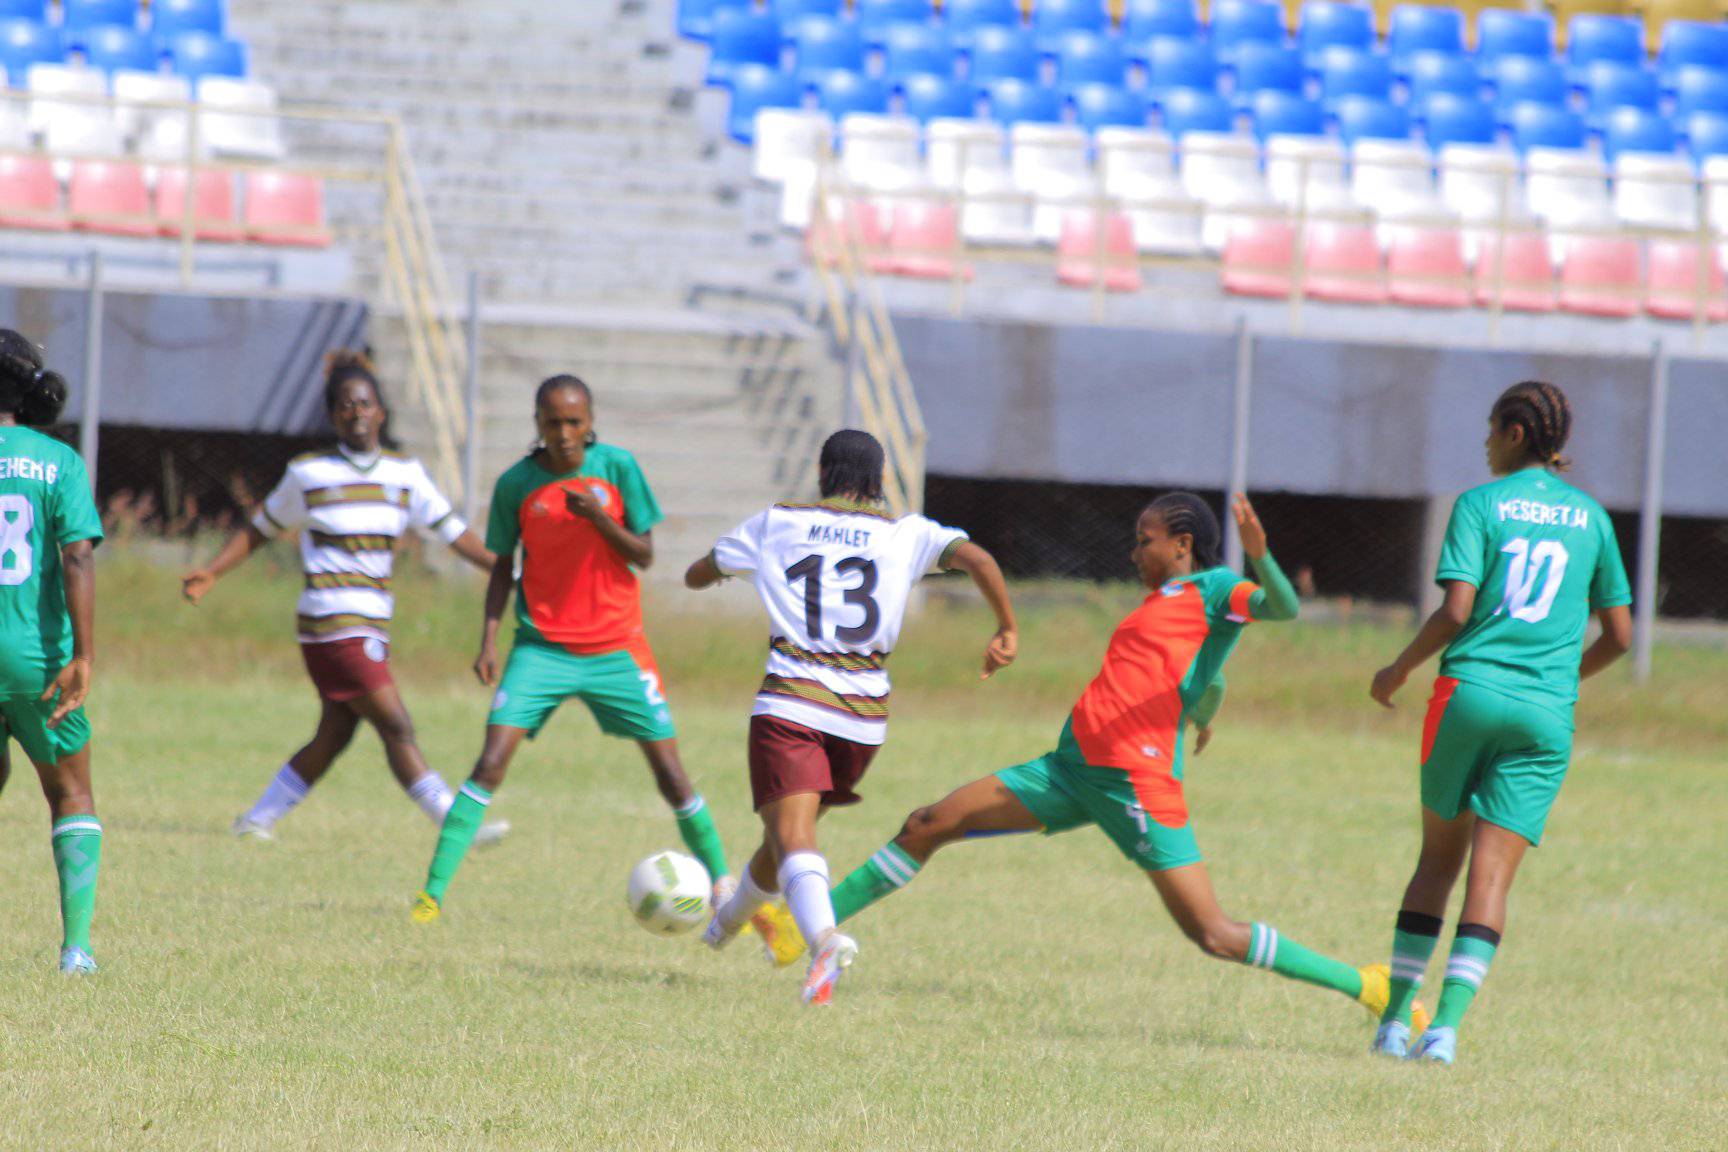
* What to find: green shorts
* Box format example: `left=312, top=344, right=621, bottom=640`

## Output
left=488, top=634, right=675, bottom=743
left=0, top=694, right=91, bottom=767
left=1420, top=676, right=1573, bottom=846
left=997, top=745, right=1202, bottom=873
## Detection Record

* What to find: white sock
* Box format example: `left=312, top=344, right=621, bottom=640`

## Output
left=715, top=862, right=777, bottom=935
left=778, top=851, right=836, bottom=948
left=406, top=772, right=455, bottom=824
left=245, top=764, right=310, bottom=827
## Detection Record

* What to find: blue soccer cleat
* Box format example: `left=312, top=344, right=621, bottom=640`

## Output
left=1410, top=1025, right=1457, bottom=1065
left=58, top=947, right=97, bottom=975
left=1371, top=1020, right=1411, bottom=1058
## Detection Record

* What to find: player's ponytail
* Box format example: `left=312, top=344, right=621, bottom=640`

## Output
left=817, top=429, right=885, bottom=503
left=1146, top=492, right=1223, bottom=569
left=0, top=328, right=69, bottom=428
left=323, top=347, right=400, bottom=449
left=1491, top=380, right=1572, bottom=472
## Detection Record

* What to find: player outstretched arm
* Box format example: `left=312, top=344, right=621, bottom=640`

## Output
left=1370, top=581, right=1477, bottom=708
left=181, top=523, right=269, bottom=604
left=942, top=541, right=1017, bottom=679
left=1232, top=495, right=1299, bottom=623
left=683, top=551, right=724, bottom=591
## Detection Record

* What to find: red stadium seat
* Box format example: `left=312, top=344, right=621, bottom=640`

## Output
left=806, top=198, right=888, bottom=269
left=1221, top=218, right=1295, bottom=297
left=1387, top=228, right=1471, bottom=308
left=155, top=167, right=243, bottom=242
left=243, top=171, right=332, bottom=247
left=1055, top=210, right=1141, bottom=292
left=1301, top=221, right=1386, bottom=304
left=1474, top=231, right=1556, bottom=312
left=0, top=154, right=68, bottom=231
left=1559, top=237, right=1641, bottom=318
left=67, top=160, right=154, bottom=236
left=1644, top=239, right=1728, bottom=321
left=883, top=201, right=972, bottom=280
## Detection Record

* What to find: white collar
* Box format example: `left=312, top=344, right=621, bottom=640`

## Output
left=339, top=443, right=382, bottom=471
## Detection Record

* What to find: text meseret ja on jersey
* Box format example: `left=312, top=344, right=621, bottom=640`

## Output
left=1496, top=499, right=1590, bottom=530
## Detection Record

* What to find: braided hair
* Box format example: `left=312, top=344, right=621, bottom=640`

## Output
left=322, top=348, right=399, bottom=449
left=1145, top=492, right=1223, bottom=569
left=818, top=429, right=885, bottom=502
left=1491, top=380, right=1573, bottom=471
left=0, top=329, right=69, bottom=427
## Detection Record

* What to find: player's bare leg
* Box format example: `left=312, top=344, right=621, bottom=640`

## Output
left=33, top=745, right=100, bottom=973
left=637, top=738, right=731, bottom=898
left=234, top=701, right=357, bottom=839
left=346, top=685, right=506, bottom=843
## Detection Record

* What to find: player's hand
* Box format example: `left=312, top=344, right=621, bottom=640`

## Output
left=563, top=485, right=604, bottom=523
left=1194, top=725, right=1214, bottom=755
left=474, top=645, right=501, bottom=687
left=981, top=627, right=1017, bottom=679
left=182, top=569, right=216, bottom=604
left=1232, top=494, right=1268, bottom=561
left=1370, top=663, right=1407, bottom=709
left=43, top=657, right=91, bottom=727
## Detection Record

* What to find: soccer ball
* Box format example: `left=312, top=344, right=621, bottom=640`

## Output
left=626, top=851, right=712, bottom=935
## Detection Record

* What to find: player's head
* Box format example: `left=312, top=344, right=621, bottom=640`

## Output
left=534, top=374, right=595, bottom=465
left=1134, top=492, right=1221, bottom=587
left=1488, top=380, right=1572, bottom=475
left=0, top=329, right=69, bottom=428
left=818, top=429, right=885, bottom=503
left=323, top=349, right=394, bottom=450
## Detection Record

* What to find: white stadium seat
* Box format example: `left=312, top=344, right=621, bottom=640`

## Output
left=1704, top=155, right=1728, bottom=235
left=839, top=113, right=922, bottom=193
left=27, top=63, right=108, bottom=136
left=1264, top=135, right=1353, bottom=215
left=927, top=118, right=1004, bottom=190
left=959, top=164, right=1034, bottom=245
left=113, top=71, right=201, bottom=163
left=1613, top=153, right=1699, bottom=234
left=1113, top=170, right=1204, bottom=254
left=1350, top=139, right=1449, bottom=225
left=1179, top=131, right=1274, bottom=251
left=1438, top=144, right=1526, bottom=225
left=195, top=77, right=287, bottom=161
left=754, top=108, right=832, bottom=184
left=1094, top=127, right=1176, bottom=196
left=1009, top=123, right=1090, bottom=192
left=1524, top=147, right=1618, bottom=260
left=1031, top=169, right=1102, bottom=243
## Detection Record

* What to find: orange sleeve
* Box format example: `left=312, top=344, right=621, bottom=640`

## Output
left=1227, top=581, right=1258, bottom=624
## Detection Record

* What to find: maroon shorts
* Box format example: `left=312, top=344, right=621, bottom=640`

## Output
left=301, top=637, right=395, bottom=703
left=748, top=714, right=880, bottom=811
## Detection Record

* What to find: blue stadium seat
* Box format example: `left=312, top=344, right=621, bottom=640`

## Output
left=902, top=72, right=974, bottom=120
left=1674, top=66, right=1728, bottom=122
left=1122, top=0, right=1197, bottom=43
left=0, top=0, right=46, bottom=21
left=944, top=0, right=1020, bottom=50
left=1660, top=22, right=1728, bottom=89
left=1335, top=95, right=1411, bottom=144
left=82, top=23, right=155, bottom=73
left=679, top=0, right=752, bottom=42
left=1319, top=47, right=1392, bottom=107
left=1032, top=0, right=1107, bottom=54
left=969, top=24, right=1040, bottom=84
left=984, top=77, right=1063, bottom=124
left=1071, top=83, right=1148, bottom=131
left=727, top=63, right=803, bottom=142
left=1420, top=93, right=1496, bottom=147
left=64, top=0, right=136, bottom=38
left=1057, top=30, right=1127, bottom=87
left=1602, top=106, right=1677, bottom=160
left=1684, top=110, right=1728, bottom=158
left=1476, top=10, right=1551, bottom=65
left=1232, top=41, right=1303, bottom=109
left=1160, top=86, right=1233, bottom=136
left=882, top=22, right=952, bottom=80
left=1582, top=61, right=1659, bottom=132
left=773, top=0, right=842, bottom=27
left=1251, top=89, right=1325, bottom=138
left=1140, top=37, right=1217, bottom=101
left=1208, top=0, right=1284, bottom=68
left=1406, top=52, right=1480, bottom=106
left=856, top=0, right=930, bottom=48
left=793, top=17, right=866, bottom=84
left=817, top=69, right=891, bottom=116
left=1492, top=56, right=1568, bottom=124
left=167, top=29, right=244, bottom=80
left=1508, top=102, right=1586, bottom=152
left=1386, top=6, right=1463, bottom=76
left=1298, top=2, right=1374, bottom=72
left=707, top=8, right=782, bottom=86
left=1, top=18, right=62, bottom=82
left=1566, top=15, right=1643, bottom=81
left=151, top=0, right=223, bottom=40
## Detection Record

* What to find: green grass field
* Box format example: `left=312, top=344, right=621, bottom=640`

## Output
left=1, top=550, right=1724, bottom=1150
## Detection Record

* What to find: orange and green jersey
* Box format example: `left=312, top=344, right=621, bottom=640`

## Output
left=1063, top=559, right=1295, bottom=830
left=486, top=444, right=663, bottom=655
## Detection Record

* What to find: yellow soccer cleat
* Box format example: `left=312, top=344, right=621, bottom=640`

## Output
left=1357, top=963, right=1392, bottom=1017
left=411, top=891, right=441, bottom=923
left=752, top=901, right=807, bottom=968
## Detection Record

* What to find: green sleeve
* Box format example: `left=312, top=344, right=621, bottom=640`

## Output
left=1434, top=491, right=1488, bottom=588
left=1190, top=673, right=1227, bottom=729
left=615, top=452, right=664, bottom=535
left=484, top=470, right=522, bottom=557
left=51, top=452, right=104, bottom=548
left=1247, top=552, right=1299, bottom=622
left=1589, top=509, right=1633, bottom=610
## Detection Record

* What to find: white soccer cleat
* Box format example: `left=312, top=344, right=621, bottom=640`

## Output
left=474, top=818, right=511, bottom=849
left=1371, top=1020, right=1411, bottom=1059
left=800, top=930, right=858, bottom=1006
left=231, top=815, right=275, bottom=841
left=702, top=876, right=743, bottom=951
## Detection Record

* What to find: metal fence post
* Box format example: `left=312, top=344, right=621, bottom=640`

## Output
left=1224, top=316, right=1253, bottom=572
left=79, top=253, right=104, bottom=490
left=1633, top=340, right=1669, bottom=684
left=462, top=269, right=482, bottom=528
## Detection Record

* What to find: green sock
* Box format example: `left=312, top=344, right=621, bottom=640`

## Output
left=51, top=815, right=103, bottom=954
left=1384, top=910, right=1444, bottom=1026
left=423, top=781, right=490, bottom=904
left=831, top=842, right=922, bottom=924
left=1245, top=922, right=1363, bottom=999
left=673, top=795, right=729, bottom=882
left=1432, top=923, right=1500, bottom=1032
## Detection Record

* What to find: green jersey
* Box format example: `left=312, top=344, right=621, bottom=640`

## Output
left=1435, top=468, right=1631, bottom=716
left=0, top=425, right=103, bottom=694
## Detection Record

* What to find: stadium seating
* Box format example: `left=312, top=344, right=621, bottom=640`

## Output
left=1057, top=30, right=1128, bottom=87
left=243, top=170, right=331, bottom=246
left=841, top=113, right=920, bottom=190
left=775, top=0, right=842, bottom=24
left=1233, top=41, right=1305, bottom=110
left=1474, top=231, right=1556, bottom=311
left=679, top=0, right=752, bottom=41
left=1566, top=15, right=1645, bottom=81
left=985, top=78, right=1062, bottom=125
left=0, top=152, right=66, bottom=229
left=27, top=63, right=107, bottom=136
left=154, top=165, right=242, bottom=241
left=1252, top=90, right=1327, bottom=138
left=1055, top=209, right=1142, bottom=291
left=113, top=70, right=192, bottom=156
left=1033, top=0, right=1108, bottom=53
left=63, top=0, right=136, bottom=39
left=727, top=64, right=801, bottom=143
left=1141, top=38, right=1218, bottom=103
left=857, top=0, right=932, bottom=49
left=82, top=25, right=157, bottom=74
left=1494, top=57, right=1570, bottom=123
left=1406, top=52, right=1480, bottom=106
left=1673, top=67, right=1728, bottom=122
left=1302, top=220, right=1386, bottom=302
left=151, top=0, right=226, bottom=42
left=944, top=0, right=1021, bottom=49
left=1660, top=22, right=1728, bottom=87
left=707, top=8, right=780, bottom=86
left=1124, top=0, right=1199, bottom=43
left=882, top=200, right=970, bottom=278
left=928, top=117, right=1003, bottom=188
left=1645, top=239, right=1728, bottom=319
left=1264, top=133, right=1351, bottom=210
left=196, top=78, right=286, bottom=161
left=68, top=158, right=153, bottom=235
left=882, top=22, right=950, bottom=80
left=1423, top=94, right=1498, bottom=147
left=959, top=165, right=1033, bottom=243
left=1614, top=152, right=1698, bottom=231
left=1, top=19, right=63, bottom=84
left=1387, top=6, right=1465, bottom=75
left=795, top=18, right=867, bottom=84
left=818, top=71, right=892, bottom=118
left=1209, top=0, right=1285, bottom=67
left=0, top=0, right=46, bottom=20
left=1072, top=84, right=1149, bottom=131
left=1221, top=217, right=1295, bottom=295
left=1509, top=103, right=1588, bottom=152
left=1335, top=96, right=1410, bottom=144
left=1300, top=2, right=1376, bottom=71
left=1558, top=236, right=1642, bottom=316
left=1387, top=227, right=1471, bottom=307
left=969, top=25, right=1040, bottom=85
left=904, top=74, right=974, bottom=121
left=755, top=107, right=831, bottom=183
left=167, top=30, right=247, bottom=81
left=1320, top=48, right=1394, bottom=106
left=1477, top=10, right=1553, bottom=63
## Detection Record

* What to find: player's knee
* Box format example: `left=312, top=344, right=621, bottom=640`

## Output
left=471, top=753, right=508, bottom=790
left=898, top=804, right=953, bottom=851
left=1187, top=919, right=1242, bottom=961
left=372, top=714, right=416, bottom=746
